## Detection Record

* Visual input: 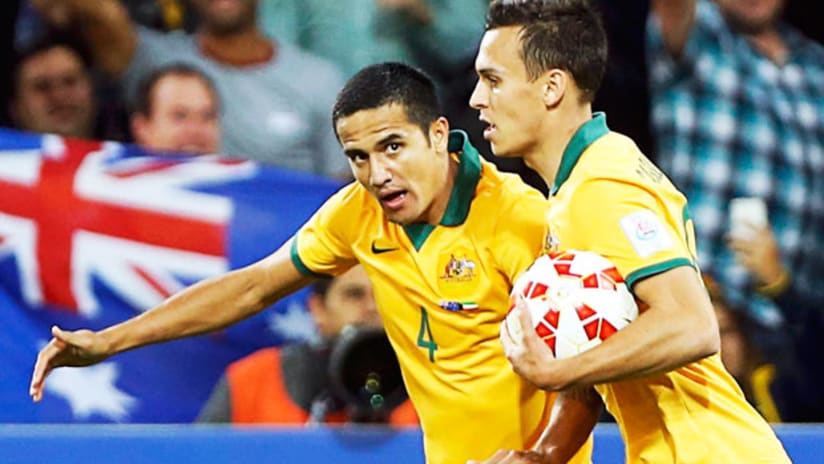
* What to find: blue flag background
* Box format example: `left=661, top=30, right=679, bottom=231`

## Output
left=0, top=128, right=344, bottom=423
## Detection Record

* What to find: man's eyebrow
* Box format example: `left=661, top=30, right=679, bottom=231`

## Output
left=376, top=133, right=404, bottom=147
left=344, top=148, right=368, bottom=159
left=477, top=67, right=500, bottom=78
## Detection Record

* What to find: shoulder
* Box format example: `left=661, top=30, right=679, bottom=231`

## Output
left=317, top=182, right=381, bottom=223
left=230, top=347, right=281, bottom=372
left=136, top=25, right=195, bottom=52
left=577, top=132, right=646, bottom=178
left=572, top=132, right=684, bottom=203
left=477, top=161, right=548, bottom=225
left=324, top=182, right=371, bottom=208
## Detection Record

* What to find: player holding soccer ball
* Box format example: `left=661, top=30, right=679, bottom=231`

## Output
left=469, top=1, right=791, bottom=463
left=29, top=62, right=592, bottom=464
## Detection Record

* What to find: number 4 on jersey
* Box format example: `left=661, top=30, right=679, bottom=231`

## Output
left=417, top=307, right=438, bottom=362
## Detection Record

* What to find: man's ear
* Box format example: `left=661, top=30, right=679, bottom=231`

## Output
left=130, top=114, right=149, bottom=146
left=306, top=293, right=327, bottom=331
left=430, top=116, right=450, bottom=152
left=542, top=69, right=567, bottom=108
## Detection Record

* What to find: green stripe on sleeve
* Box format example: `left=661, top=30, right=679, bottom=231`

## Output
left=625, top=258, right=695, bottom=289
left=289, top=237, right=332, bottom=279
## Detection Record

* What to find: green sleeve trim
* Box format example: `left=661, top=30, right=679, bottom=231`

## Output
left=625, top=258, right=694, bottom=289
left=289, top=237, right=332, bottom=279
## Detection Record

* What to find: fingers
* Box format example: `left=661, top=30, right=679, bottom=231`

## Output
left=30, top=336, right=66, bottom=402
left=516, top=297, right=544, bottom=353
left=30, top=326, right=71, bottom=402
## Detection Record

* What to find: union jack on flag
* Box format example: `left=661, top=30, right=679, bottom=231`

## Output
left=0, top=128, right=343, bottom=423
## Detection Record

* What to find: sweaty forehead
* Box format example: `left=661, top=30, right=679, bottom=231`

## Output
left=476, top=27, right=525, bottom=73
left=336, top=104, right=418, bottom=147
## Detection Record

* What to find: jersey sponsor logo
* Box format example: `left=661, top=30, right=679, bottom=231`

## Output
left=370, top=240, right=398, bottom=254
left=619, top=209, right=673, bottom=258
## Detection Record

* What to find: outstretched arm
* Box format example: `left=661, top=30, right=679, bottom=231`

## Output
left=30, top=239, right=311, bottom=402
left=31, top=0, right=137, bottom=76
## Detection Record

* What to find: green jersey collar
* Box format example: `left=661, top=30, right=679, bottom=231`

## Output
left=550, top=112, right=609, bottom=196
left=442, top=130, right=481, bottom=225
left=403, top=130, right=481, bottom=249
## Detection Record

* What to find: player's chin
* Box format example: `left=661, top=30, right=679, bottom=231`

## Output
left=384, top=208, right=415, bottom=225
left=489, top=142, right=519, bottom=159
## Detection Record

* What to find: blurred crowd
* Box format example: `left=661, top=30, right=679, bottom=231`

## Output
left=1, top=0, right=822, bottom=423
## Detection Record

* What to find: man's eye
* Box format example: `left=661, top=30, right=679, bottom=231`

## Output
left=387, top=143, right=401, bottom=153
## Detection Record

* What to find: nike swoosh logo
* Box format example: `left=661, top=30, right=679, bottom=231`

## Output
left=371, top=240, right=399, bottom=254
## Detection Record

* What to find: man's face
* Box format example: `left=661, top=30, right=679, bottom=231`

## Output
left=716, top=0, right=784, bottom=34
left=335, top=104, right=451, bottom=225
left=190, top=0, right=257, bottom=34
left=132, top=74, right=221, bottom=155
left=470, top=26, right=547, bottom=159
left=12, top=46, right=95, bottom=138
left=312, top=265, right=381, bottom=338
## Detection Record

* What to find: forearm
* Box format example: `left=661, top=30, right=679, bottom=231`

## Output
left=100, top=265, right=290, bottom=355
left=543, top=267, right=719, bottom=390
left=536, top=387, right=601, bottom=462
left=35, top=0, right=136, bottom=76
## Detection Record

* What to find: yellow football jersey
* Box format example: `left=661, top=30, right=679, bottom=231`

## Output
left=292, top=131, right=591, bottom=464
left=545, top=114, right=790, bottom=463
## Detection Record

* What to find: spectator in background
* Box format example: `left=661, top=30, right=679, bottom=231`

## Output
left=704, top=273, right=816, bottom=422
left=728, top=223, right=824, bottom=421
left=130, top=64, right=220, bottom=155
left=31, top=0, right=349, bottom=177
left=197, top=265, right=417, bottom=425
left=257, top=0, right=486, bottom=83
left=9, top=34, right=96, bottom=138
left=647, top=0, right=824, bottom=346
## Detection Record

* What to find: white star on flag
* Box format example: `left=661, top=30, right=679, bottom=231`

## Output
left=46, top=362, right=137, bottom=421
left=267, top=299, right=317, bottom=343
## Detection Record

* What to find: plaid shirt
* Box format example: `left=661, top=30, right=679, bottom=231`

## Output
left=647, top=0, right=824, bottom=326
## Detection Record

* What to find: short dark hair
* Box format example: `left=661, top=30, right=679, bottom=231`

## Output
left=486, top=0, right=607, bottom=102
left=131, top=63, right=220, bottom=116
left=310, top=277, right=333, bottom=299
left=331, top=62, right=441, bottom=139
left=12, top=32, right=93, bottom=98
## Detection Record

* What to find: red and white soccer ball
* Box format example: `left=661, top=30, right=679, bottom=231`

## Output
left=505, top=250, right=639, bottom=359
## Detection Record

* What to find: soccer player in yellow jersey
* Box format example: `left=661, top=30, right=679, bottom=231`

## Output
left=29, top=62, right=592, bottom=464
left=469, top=1, right=791, bottom=463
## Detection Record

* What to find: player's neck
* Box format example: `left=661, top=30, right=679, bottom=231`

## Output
left=423, top=154, right=459, bottom=224
left=526, top=105, right=593, bottom=192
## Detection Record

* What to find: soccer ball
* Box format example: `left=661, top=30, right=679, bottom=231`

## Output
left=504, top=250, right=639, bottom=359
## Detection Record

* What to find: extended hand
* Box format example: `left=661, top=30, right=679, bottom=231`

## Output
left=468, top=449, right=553, bottom=464
left=30, top=326, right=111, bottom=402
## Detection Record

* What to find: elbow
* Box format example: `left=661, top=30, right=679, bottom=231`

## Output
left=694, top=316, right=721, bottom=360
left=699, top=330, right=720, bottom=359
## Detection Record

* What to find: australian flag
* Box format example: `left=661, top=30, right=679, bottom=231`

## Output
left=0, top=128, right=343, bottom=423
